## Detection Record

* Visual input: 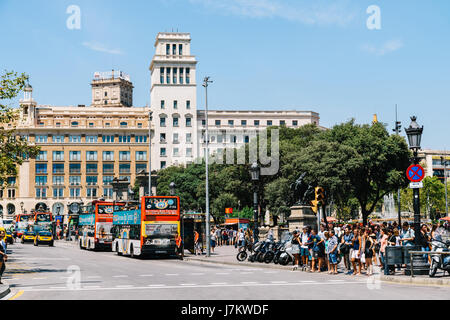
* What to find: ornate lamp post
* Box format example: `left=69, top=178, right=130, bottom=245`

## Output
left=441, top=157, right=449, bottom=217
left=405, top=116, right=424, bottom=244
left=250, top=162, right=261, bottom=242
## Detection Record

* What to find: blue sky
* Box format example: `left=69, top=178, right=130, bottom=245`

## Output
left=1, top=0, right=449, bottom=149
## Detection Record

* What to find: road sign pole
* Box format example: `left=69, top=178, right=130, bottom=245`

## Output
left=406, top=163, right=424, bottom=246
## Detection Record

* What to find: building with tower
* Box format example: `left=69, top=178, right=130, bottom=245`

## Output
left=0, top=32, right=320, bottom=221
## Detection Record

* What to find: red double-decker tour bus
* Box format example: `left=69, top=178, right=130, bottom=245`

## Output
left=15, top=213, right=35, bottom=237
left=78, top=200, right=124, bottom=251
left=112, top=196, right=181, bottom=258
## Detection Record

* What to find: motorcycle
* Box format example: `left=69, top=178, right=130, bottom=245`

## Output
left=255, top=239, right=273, bottom=263
left=262, top=241, right=280, bottom=264
left=236, top=240, right=254, bottom=262
left=278, top=236, right=295, bottom=266
left=248, top=241, right=264, bottom=263
left=429, top=238, right=450, bottom=277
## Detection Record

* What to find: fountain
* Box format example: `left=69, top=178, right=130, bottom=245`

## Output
left=381, top=193, right=397, bottom=220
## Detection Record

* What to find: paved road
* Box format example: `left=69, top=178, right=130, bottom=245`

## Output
left=2, top=241, right=449, bottom=300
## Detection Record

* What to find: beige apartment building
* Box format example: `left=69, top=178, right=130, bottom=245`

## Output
left=0, top=32, right=320, bottom=220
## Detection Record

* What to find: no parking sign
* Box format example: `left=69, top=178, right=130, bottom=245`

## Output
left=406, top=164, right=425, bottom=183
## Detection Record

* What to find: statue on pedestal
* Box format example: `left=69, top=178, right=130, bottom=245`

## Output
left=291, top=173, right=315, bottom=206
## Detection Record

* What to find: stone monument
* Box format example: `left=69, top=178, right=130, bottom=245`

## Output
left=288, top=205, right=317, bottom=232
left=287, top=172, right=318, bottom=231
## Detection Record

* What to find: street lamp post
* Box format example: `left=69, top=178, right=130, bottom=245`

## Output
left=393, top=104, right=402, bottom=226
left=250, top=162, right=260, bottom=243
left=405, top=116, right=424, bottom=244
left=441, top=157, right=449, bottom=216
left=148, top=111, right=153, bottom=196
left=203, top=76, right=213, bottom=257
left=170, top=182, right=176, bottom=196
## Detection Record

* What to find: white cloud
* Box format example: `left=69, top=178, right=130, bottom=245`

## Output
left=362, top=40, right=404, bottom=56
left=82, top=42, right=124, bottom=55
left=188, top=0, right=357, bottom=26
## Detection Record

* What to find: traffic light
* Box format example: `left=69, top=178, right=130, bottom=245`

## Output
left=393, top=121, right=401, bottom=134
left=311, top=187, right=325, bottom=214
left=311, top=199, right=319, bottom=214
left=316, top=187, right=325, bottom=207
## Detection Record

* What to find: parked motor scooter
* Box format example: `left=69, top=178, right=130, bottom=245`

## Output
left=248, top=241, right=263, bottom=263
left=278, top=235, right=295, bottom=266
left=429, top=238, right=450, bottom=277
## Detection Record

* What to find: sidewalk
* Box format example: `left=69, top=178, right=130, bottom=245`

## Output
left=380, top=274, right=450, bottom=287
left=183, top=245, right=292, bottom=271
left=183, top=245, right=450, bottom=287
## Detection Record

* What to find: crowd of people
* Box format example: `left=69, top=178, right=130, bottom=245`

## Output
left=288, top=220, right=448, bottom=275
left=193, top=227, right=251, bottom=255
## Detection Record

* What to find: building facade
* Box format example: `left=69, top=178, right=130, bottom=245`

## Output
left=420, top=150, right=450, bottom=183
left=0, top=32, right=320, bottom=220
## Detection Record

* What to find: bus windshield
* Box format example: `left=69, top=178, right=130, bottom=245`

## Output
left=144, top=223, right=178, bottom=237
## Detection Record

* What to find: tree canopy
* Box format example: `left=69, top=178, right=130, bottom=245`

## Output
left=0, top=71, right=39, bottom=185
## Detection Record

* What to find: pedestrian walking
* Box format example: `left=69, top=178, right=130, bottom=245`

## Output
left=0, top=230, right=8, bottom=284
left=300, top=227, right=311, bottom=271
left=237, top=228, right=245, bottom=248
left=351, top=228, right=362, bottom=275
left=194, top=230, right=201, bottom=255
left=310, top=229, right=324, bottom=272
left=341, top=227, right=353, bottom=274
left=379, top=228, right=389, bottom=270
left=210, top=228, right=217, bottom=253
left=362, top=228, right=374, bottom=276
left=327, top=230, right=339, bottom=274
left=291, top=230, right=301, bottom=271
left=400, top=222, right=415, bottom=246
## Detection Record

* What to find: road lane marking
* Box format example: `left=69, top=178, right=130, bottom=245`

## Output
left=210, top=282, right=228, bottom=285
left=241, top=281, right=258, bottom=284
left=139, top=274, right=154, bottom=277
left=271, top=281, right=288, bottom=284
left=216, top=273, right=230, bottom=275
left=300, top=281, right=317, bottom=283
left=180, top=283, right=197, bottom=286
left=264, top=271, right=279, bottom=274
left=113, top=275, right=128, bottom=278
left=148, top=284, right=166, bottom=287
left=8, top=290, right=24, bottom=300
left=329, top=280, right=345, bottom=282
left=11, top=258, right=71, bottom=261
left=33, top=278, right=47, bottom=280
left=116, top=285, right=134, bottom=288
left=17, top=281, right=369, bottom=292
left=165, top=274, right=179, bottom=276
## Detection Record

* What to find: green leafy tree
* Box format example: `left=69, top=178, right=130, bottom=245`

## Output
left=297, top=120, right=410, bottom=225
left=399, top=176, right=447, bottom=219
left=230, top=206, right=253, bottom=220
left=1, top=71, right=40, bottom=185
left=211, top=192, right=238, bottom=224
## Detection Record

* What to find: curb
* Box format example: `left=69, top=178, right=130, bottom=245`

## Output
left=380, top=275, right=450, bottom=287
left=183, top=257, right=292, bottom=271
left=0, top=284, right=11, bottom=300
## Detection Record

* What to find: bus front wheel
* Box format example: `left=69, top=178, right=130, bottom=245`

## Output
left=116, top=244, right=123, bottom=256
